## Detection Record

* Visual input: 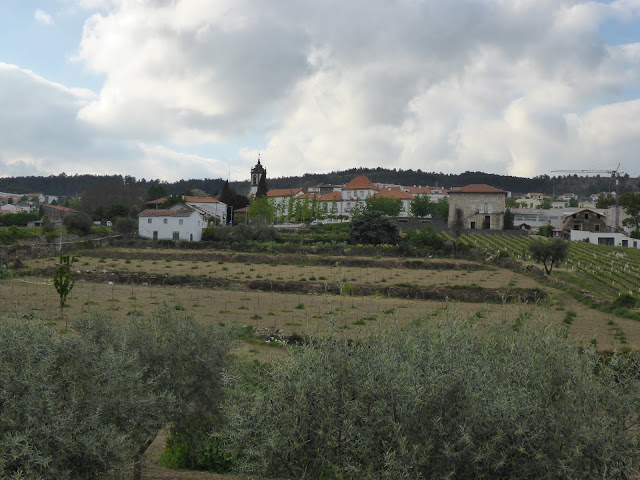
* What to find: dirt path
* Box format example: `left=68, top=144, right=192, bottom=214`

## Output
left=142, top=430, right=249, bottom=480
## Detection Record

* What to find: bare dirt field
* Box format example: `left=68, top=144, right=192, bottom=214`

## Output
left=4, top=247, right=633, bottom=351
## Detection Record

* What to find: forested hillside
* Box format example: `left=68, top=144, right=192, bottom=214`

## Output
left=0, top=168, right=637, bottom=199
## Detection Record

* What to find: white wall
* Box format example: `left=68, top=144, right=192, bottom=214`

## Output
left=570, top=230, right=640, bottom=249
left=139, top=212, right=203, bottom=241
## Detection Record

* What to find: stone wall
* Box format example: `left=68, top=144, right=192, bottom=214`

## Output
left=0, top=235, right=121, bottom=263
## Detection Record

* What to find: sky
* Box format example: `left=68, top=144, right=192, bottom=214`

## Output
left=1, top=0, right=640, bottom=183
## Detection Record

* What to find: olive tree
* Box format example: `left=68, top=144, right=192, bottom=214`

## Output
left=224, top=318, right=640, bottom=479
left=529, top=238, right=568, bottom=275
left=0, top=316, right=164, bottom=480
left=118, top=307, right=232, bottom=478
left=0, top=308, right=232, bottom=480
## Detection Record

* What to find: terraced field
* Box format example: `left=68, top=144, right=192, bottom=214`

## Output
left=3, top=244, right=638, bottom=351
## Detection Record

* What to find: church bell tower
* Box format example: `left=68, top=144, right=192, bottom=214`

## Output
left=249, top=155, right=266, bottom=196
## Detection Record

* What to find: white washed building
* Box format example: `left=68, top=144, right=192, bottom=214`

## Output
left=138, top=204, right=204, bottom=241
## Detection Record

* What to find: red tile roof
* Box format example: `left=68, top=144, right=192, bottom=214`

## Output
left=318, top=191, right=343, bottom=201
left=44, top=204, right=76, bottom=213
left=563, top=208, right=604, bottom=217
left=298, top=193, right=319, bottom=200
left=374, top=189, right=414, bottom=200
left=344, top=175, right=377, bottom=190
left=139, top=208, right=196, bottom=217
left=403, top=186, right=432, bottom=195
left=267, top=188, right=303, bottom=198
left=450, top=184, right=506, bottom=194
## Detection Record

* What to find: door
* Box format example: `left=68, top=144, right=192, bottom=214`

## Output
left=483, top=216, right=491, bottom=229
left=172, top=231, right=180, bottom=241
left=153, top=231, right=158, bottom=240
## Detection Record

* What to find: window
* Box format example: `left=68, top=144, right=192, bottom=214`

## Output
left=478, top=204, right=484, bottom=214
left=471, top=203, right=476, bottom=212
left=584, top=213, right=589, bottom=219
left=470, top=221, right=476, bottom=229
left=487, top=204, right=493, bottom=213
left=179, top=219, right=184, bottom=225
left=147, top=218, right=152, bottom=224
left=163, top=219, right=168, bottom=224
left=595, top=225, right=600, bottom=232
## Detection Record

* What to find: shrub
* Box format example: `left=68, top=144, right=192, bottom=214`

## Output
left=90, top=225, right=112, bottom=236
left=405, top=225, right=444, bottom=251
left=114, top=217, right=137, bottom=235
left=350, top=211, right=399, bottom=245
left=0, top=225, right=40, bottom=244
left=233, top=224, right=278, bottom=242
left=63, top=212, right=93, bottom=235
left=611, top=293, right=638, bottom=310
left=538, top=224, right=553, bottom=237
left=0, top=211, right=39, bottom=227
left=202, top=226, right=217, bottom=241
left=224, top=318, right=639, bottom=479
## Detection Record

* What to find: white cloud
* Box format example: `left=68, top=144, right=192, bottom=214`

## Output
left=34, top=9, right=53, bottom=25
left=4, top=0, right=640, bottom=182
left=0, top=63, right=225, bottom=181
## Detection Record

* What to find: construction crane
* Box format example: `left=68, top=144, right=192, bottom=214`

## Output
left=551, top=164, right=622, bottom=231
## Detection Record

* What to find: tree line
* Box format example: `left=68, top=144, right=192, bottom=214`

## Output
left=1, top=169, right=638, bottom=200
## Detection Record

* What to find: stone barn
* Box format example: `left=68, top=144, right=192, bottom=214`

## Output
left=448, top=184, right=507, bottom=230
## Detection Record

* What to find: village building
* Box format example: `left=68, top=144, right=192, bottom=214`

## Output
left=562, top=208, right=608, bottom=235
left=317, top=191, right=345, bottom=219
left=0, top=204, right=20, bottom=214
left=138, top=204, right=205, bottom=241
left=558, top=193, right=578, bottom=202
left=184, top=196, right=227, bottom=225
left=341, top=175, right=378, bottom=217
left=448, top=184, right=507, bottom=230
left=373, top=188, right=414, bottom=217
left=41, top=204, right=77, bottom=224
left=402, top=185, right=449, bottom=201
left=518, top=192, right=546, bottom=209
left=570, top=230, right=639, bottom=248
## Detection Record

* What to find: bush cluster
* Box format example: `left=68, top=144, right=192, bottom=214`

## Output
left=404, top=225, right=444, bottom=251
left=0, top=225, right=40, bottom=244
left=224, top=319, right=640, bottom=479
left=201, top=224, right=279, bottom=242
left=0, top=307, right=231, bottom=479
